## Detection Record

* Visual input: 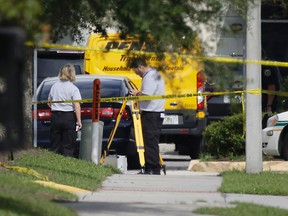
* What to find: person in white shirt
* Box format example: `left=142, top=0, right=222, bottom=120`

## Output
left=129, top=57, right=165, bottom=175
left=48, top=64, right=82, bottom=157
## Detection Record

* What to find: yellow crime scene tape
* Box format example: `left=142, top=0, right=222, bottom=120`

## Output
left=197, top=56, right=288, bottom=68
left=33, top=91, right=235, bottom=104
left=25, top=41, right=288, bottom=68
left=26, top=41, right=288, bottom=113
left=33, top=88, right=284, bottom=140
left=28, top=42, right=288, bottom=140
left=0, top=161, right=48, bottom=181
left=26, top=40, right=288, bottom=114
left=33, top=89, right=288, bottom=105
left=0, top=162, right=89, bottom=192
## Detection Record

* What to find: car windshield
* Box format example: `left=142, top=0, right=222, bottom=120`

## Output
left=38, top=79, right=125, bottom=101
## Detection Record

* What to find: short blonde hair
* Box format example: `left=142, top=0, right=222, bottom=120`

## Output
left=59, top=64, right=76, bottom=82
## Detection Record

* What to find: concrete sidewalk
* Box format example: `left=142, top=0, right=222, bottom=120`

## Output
left=64, top=169, right=288, bottom=216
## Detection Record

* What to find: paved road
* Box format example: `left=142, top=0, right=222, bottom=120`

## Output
left=159, top=143, right=191, bottom=171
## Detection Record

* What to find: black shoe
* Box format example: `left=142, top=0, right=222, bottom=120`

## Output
left=137, top=168, right=161, bottom=175
left=137, top=170, right=145, bottom=174
left=144, top=169, right=161, bottom=175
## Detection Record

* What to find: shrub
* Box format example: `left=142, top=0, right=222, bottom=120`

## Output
left=203, top=113, right=245, bottom=158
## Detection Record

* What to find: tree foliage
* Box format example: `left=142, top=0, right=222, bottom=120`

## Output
left=0, top=0, right=42, bottom=39
left=1, top=0, right=288, bottom=49
left=39, top=0, right=252, bottom=51
left=1, top=0, right=288, bottom=150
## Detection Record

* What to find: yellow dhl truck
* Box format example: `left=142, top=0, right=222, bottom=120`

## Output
left=84, top=33, right=207, bottom=159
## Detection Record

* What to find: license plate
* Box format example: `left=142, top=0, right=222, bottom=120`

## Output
left=163, top=115, right=178, bottom=125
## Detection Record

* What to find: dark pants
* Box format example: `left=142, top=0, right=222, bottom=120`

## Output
left=141, top=111, right=163, bottom=172
left=50, top=111, right=76, bottom=157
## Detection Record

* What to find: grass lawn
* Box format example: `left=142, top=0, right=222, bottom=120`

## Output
left=0, top=148, right=120, bottom=216
left=194, top=170, right=288, bottom=215
left=1, top=149, right=288, bottom=216
left=220, top=170, right=288, bottom=195
left=194, top=202, right=288, bottom=216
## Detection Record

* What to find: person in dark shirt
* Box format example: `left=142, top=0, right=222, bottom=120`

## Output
left=261, top=50, right=281, bottom=113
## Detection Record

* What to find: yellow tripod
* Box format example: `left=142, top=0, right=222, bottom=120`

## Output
left=99, top=99, right=128, bottom=165
left=100, top=99, right=166, bottom=175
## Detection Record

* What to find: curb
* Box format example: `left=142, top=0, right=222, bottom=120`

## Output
left=34, top=180, right=90, bottom=193
left=188, top=160, right=288, bottom=172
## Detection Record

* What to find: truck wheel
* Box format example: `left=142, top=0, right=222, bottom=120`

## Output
left=282, top=134, right=288, bottom=161
left=177, top=144, right=189, bottom=156
left=189, top=136, right=204, bottom=159
left=176, top=136, right=204, bottom=159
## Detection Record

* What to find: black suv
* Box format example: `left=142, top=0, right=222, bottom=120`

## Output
left=34, top=50, right=84, bottom=86
left=205, top=63, right=244, bottom=124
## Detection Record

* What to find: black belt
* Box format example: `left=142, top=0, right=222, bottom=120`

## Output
left=141, top=111, right=162, bottom=114
left=52, top=111, right=74, bottom=113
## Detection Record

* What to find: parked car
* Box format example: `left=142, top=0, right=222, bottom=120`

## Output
left=205, top=64, right=244, bottom=125
left=262, top=111, right=288, bottom=160
left=33, top=74, right=140, bottom=167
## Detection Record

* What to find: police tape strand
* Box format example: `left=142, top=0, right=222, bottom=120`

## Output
left=25, top=41, right=288, bottom=68
left=0, top=162, right=49, bottom=181
left=33, top=89, right=284, bottom=105
left=241, top=92, right=246, bottom=138
left=33, top=89, right=264, bottom=139
left=32, top=88, right=274, bottom=142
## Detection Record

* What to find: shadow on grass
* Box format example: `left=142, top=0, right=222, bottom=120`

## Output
left=0, top=196, right=46, bottom=215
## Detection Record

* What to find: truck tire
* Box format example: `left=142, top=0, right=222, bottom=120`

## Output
left=189, top=136, right=204, bottom=159
left=282, top=134, right=288, bottom=161
left=176, top=135, right=204, bottom=159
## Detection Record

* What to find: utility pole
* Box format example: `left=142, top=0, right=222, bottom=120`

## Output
left=245, top=0, right=262, bottom=173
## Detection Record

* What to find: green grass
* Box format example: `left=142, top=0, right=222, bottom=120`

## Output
left=0, top=172, right=77, bottom=216
left=194, top=202, right=288, bottom=216
left=2, top=149, right=288, bottom=216
left=220, top=170, right=288, bottom=195
left=0, top=148, right=120, bottom=216
left=8, top=148, right=121, bottom=190
left=194, top=170, right=288, bottom=215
